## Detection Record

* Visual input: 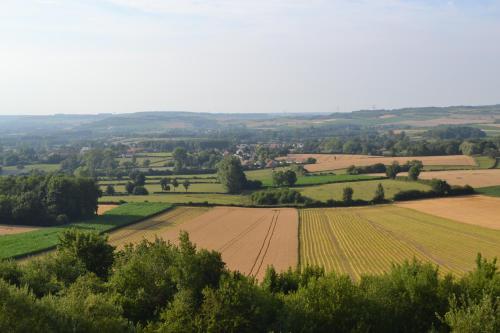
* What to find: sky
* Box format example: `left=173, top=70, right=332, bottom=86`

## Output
left=0, top=0, right=499, bottom=115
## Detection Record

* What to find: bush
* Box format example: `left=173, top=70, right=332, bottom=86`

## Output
left=132, top=186, right=149, bottom=195
left=251, top=188, right=305, bottom=205
left=55, top=214, right=69, bottom=225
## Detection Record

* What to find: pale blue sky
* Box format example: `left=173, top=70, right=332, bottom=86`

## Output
left=1, top=0, right=499, bottom=115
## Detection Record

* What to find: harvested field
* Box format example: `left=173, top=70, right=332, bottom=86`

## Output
left=110, top=206, right=298, bottom=280
left=396, top=196, right=500, bottom=230
left=109, top=206, right=211, bottom=247
left=0, top=225, right=39, bottom=236
left=97, top=204, right=118, bottom=215
left=299, top=206, right=500, bottom=279
left=279, top=154, right=475, bottom=172
left=419, top=169, right=500, bottom=187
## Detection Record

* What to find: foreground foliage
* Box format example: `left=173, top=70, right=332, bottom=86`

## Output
left=0, top=229, right=498, bottom=332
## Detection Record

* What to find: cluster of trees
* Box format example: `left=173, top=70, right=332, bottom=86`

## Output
left=425, top=126, right=486, bottom=140
left=171, top=147, right=222, bottom=172
left=393, top=179, right=475, bottom=201
left=217, top=156, right=262, bottom=194
left=0, top=175, right=99, bottom=226
left=251, top=188, right=305, bottom=205
left=160, top=177, right=191, bottom=192
left=346, top=160, right=423, bottom=180
left=272, top=170, right=297, bottom=187
left=1, top=229, right=498, bottom=332
left=302, top=131, right=500, bottom=157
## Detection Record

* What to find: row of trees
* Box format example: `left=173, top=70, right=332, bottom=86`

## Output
left=1, top=229, right=498, bottom=332
left=0, top=175, right=99, bottom=226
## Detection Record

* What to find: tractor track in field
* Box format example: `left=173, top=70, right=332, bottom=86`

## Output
left=251, top=210, right=281, bottom=278
left=217, top=212, right=270, bottom=253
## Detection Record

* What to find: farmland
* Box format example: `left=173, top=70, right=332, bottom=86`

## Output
left=279, top=154, right=476, bottom=172
left=298, top=179, right=430, bottom=201
left=419, top=169, right=500, bottom=187
left=396, top=196, right=500, bottom=230
left=100, top=193, right=250, bottom=205
left=109, top=206, right=298, bottom=280
left=476, top=185, right=500, bottom=197
left=0, top=202, right=170, bottom=259
left=109, top=206, right=211, bottom=248
left=299, top=206, right=500, bottom=279
left=0, top=224, right=39, bottom=236
left=245, top=168, right=382, bottom=187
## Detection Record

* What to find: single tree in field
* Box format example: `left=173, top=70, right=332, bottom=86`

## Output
left=385, top=161, right=401, bottom=179
left=171, top=178, right=179, bottom=192
left=125, top=181, right=135, bottom=194
left=160, top=177, right=170, bottom=191
left=284, top=170, right=297, bottom=187
left=217, top=156, right=248, bottom=194
left=142, top=159, right=151, bottom=168
left=105, top=184, right=115, bottom=196
left=342, top=187, right=354, bottom=204
left=182, top=179, right=190, bottom=192
left=408, top=165, right=421, bottom=181
left=373, top=183, right=385, bottom=202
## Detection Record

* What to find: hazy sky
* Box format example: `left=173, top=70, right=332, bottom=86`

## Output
left=1, top=0, right=499, bottom=115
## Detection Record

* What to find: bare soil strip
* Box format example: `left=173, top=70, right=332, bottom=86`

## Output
left=279, top=154, right=475, bottom=172
left=396, top=196, right=500, bottom=230
left=97, top=204, right=119, bottom=215
left=0, top=225, right=39, bottom=236
left=419, top=169, right=500, bottom=187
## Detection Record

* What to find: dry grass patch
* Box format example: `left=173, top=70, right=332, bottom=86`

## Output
left=0, top=225, right=39, bottom=236
left=279, top=154, right=475, bottom=172
left=97, top=204, right=118, bottom=215
left=419, top=169, right=500, bottom=187
left=396, top=195, right=500, bottom=230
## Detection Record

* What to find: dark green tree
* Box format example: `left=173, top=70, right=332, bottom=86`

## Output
left=217, top=156, right=247, bottom=194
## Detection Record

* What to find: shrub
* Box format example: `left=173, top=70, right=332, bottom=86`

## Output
left=251, top=188, right=305, bottom=205
left=132, top=186, right=149, bottom=195
left=342, top=187, right=354, bottom=203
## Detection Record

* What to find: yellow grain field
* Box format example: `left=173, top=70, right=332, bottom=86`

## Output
left=108, top=206, right=210, bottom=248
left=299, top=206, right=500, bottom=280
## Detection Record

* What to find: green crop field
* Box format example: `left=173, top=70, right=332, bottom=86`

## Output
left=0, top=202, right=171, bottom=259
left=476, top=186, right=500, bottom=197
left=245, top=168, right=381, bottom=187
left=1, top=163, right=60, bottom=175
left=299, top=179, right=430, bottom=201
left=100, top=182, right=225, bottom=194
left=100, top=193, right=250, bottom=205
left=474, top=156, right=497, bottom=169
left=299, top=206, right=500, bottom=280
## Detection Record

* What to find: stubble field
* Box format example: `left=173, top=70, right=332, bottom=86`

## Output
left=280, top=154, right=476, bottom=172
left=299, top=206, right=500, bottom=280
left=109, top=206, right=298, bottom=280
left=395, top=196, right=500, bottom=230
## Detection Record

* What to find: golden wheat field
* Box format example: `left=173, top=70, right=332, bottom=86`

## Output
left=279, top=154, right=475, bottom=172
left=108, top=206, right=210, bottom=248
left=299, top=206, right=500, bottom=280
left=109, top=206, right=298, bottom=280
left=418, top=169, right=500, bottom=187
left=396, top=196, right=500, bottom=230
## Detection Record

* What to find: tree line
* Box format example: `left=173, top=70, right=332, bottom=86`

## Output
left=0, top=229, right=497, bottom=332
left=0, top=175, right=100, bottom=226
